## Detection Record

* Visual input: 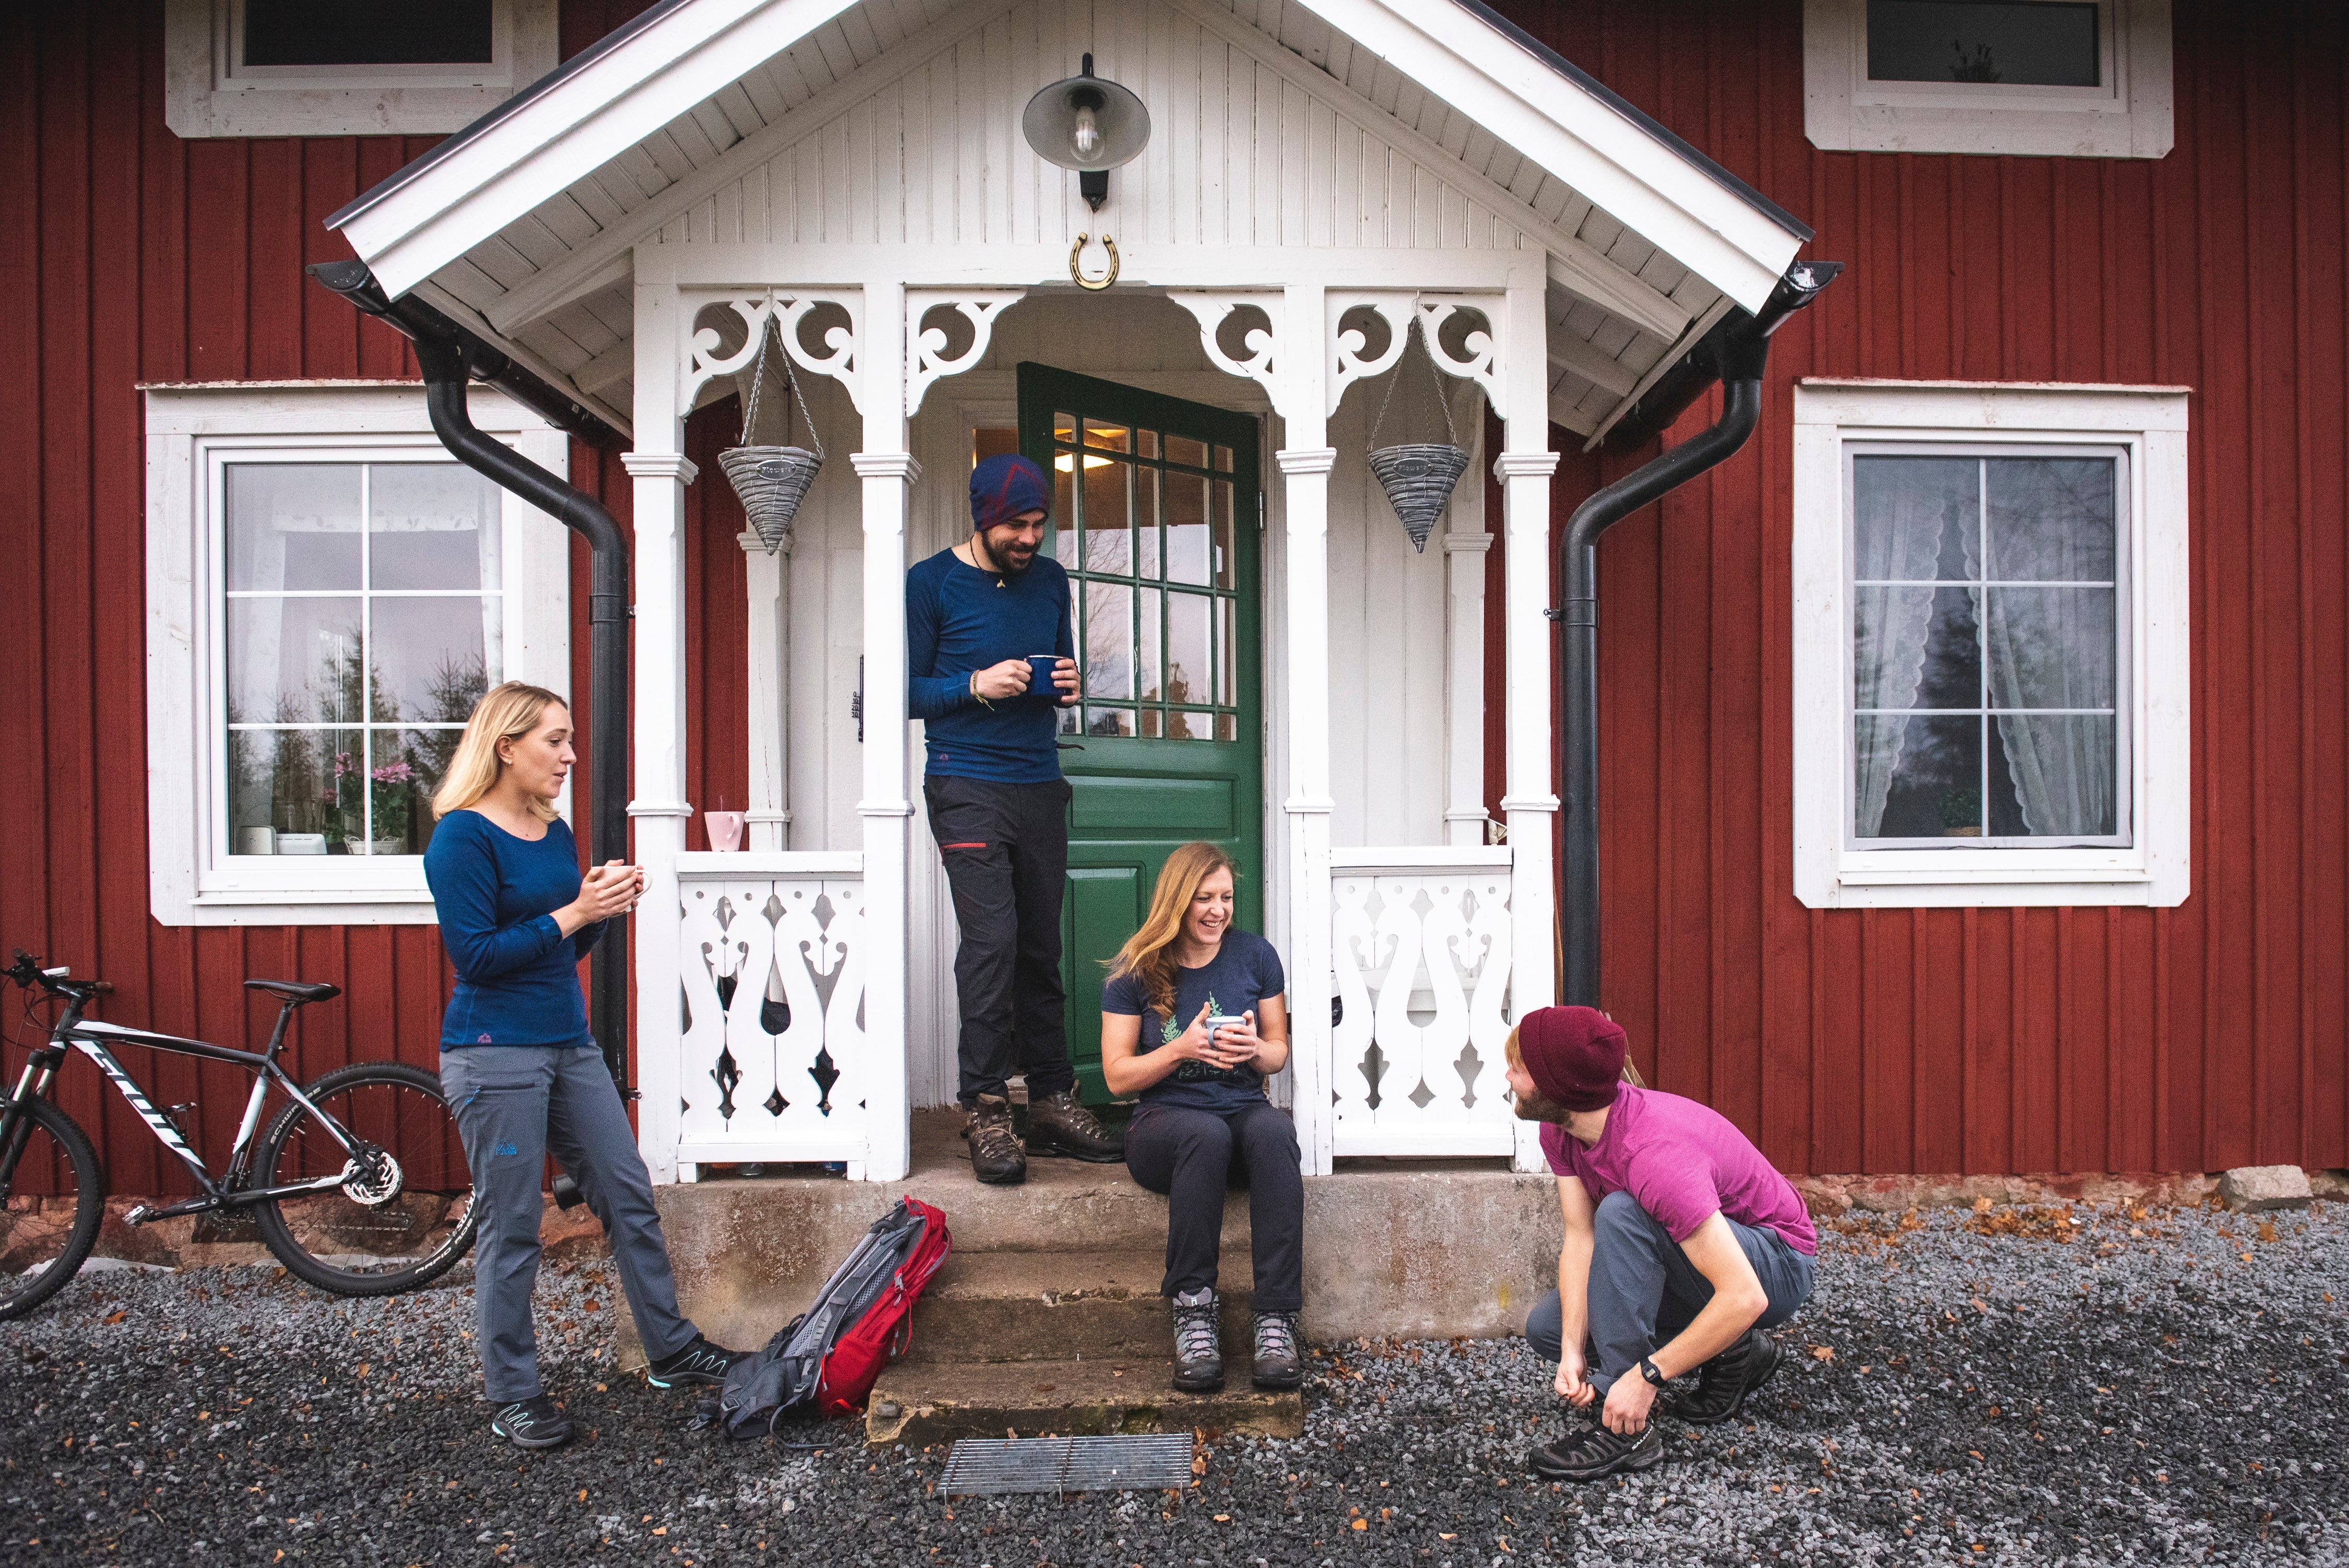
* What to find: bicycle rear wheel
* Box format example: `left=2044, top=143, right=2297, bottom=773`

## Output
left=0, top=1096, right=103, bottom=1321
left=251, top=1061, right=478, bottom=1296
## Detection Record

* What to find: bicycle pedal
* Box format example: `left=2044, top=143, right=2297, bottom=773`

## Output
left=122, top=1204, right=156, bottom=1227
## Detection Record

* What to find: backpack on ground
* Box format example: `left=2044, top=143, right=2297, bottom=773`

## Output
left=707, top=1195, right=951, bottom=1438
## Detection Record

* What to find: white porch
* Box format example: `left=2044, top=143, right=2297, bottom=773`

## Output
left=324, top=0, right=1810, bottom=1184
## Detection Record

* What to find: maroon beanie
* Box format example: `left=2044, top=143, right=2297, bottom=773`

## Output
left=1516, top=1005, right=1627, bottom=1112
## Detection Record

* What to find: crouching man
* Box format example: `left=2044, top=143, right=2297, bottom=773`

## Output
left=1504, top=1005, right=1818, bottom=1482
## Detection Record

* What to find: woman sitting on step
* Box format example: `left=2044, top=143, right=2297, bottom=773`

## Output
left=1100, top=841, right=1304, bottom=1394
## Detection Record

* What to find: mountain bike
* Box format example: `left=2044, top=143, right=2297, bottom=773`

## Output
left=1, top=948, right=478, bottom=1320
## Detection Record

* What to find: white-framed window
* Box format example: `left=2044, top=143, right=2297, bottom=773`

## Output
left=164, top=0, right=557, bottom=139
left=144, top=384, right=572, bottom=925
left=1802, top=0, right=2174, bottom=158
left=1791, top=380, right=2189, bottom=908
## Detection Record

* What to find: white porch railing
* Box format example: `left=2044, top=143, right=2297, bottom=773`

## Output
left=673, top=851, right=868, bottom=1175
left=1327, top=846, right=1516, bottom=1158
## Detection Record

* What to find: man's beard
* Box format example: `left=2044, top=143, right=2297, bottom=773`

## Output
left=979, top=529, right=1038, bottom=575
left=1511, top=1083, right=1575, bottom=1124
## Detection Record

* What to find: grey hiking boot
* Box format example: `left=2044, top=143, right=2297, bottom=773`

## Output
left=1023, top=1089, right=1125, bottom=1162
left=963, top=1094, right=1026, bottom=1184
left=1250, top=1310, right=1303, bottom=1390
left=1170, top=1287, right=1223, bottom=1392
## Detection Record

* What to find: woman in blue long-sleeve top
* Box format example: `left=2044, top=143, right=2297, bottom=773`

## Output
left=424, top=682, right=740, bottom=1450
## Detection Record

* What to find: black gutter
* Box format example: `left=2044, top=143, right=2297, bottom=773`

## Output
left=306, top=258, right=635, bottom=1097
left=1552, top=259, right=1843, bottom=1008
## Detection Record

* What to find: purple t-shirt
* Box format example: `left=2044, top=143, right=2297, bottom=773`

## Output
left=1539, top=1085, right=1817, bottom=1256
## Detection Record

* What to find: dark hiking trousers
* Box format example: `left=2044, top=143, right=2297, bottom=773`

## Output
left=1522, top=1190, right=1814, bottom=1394
left=1123, top=1100, right=1304, bottom=1313
left=923, top=773, right=1077, bottom=1108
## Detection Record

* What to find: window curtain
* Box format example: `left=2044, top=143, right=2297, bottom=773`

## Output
left=1851, top=470, right=1959, bottom=838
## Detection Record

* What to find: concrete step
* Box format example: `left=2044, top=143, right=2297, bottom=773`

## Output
left=865, top=1357, right=1303, bottom=1445
left=899, top=1249, right=1254, bottom=1365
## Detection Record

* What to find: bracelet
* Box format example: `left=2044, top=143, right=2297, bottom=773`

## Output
left=969, top=671, right=992, bottom=710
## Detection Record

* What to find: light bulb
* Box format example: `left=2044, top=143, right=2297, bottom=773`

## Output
left=1071, top=104, right=1101, bottom=160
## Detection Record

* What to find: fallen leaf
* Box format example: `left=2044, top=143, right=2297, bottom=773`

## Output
left=1439, top=1534, right=1456, bottom=1541
left=1212, top=1515, right=1229, bottom=1523
left=1810, top=1346, right=1835, bottom=1362
left=652, top=1527, right=667, bottom=1537
left=102, top=1310, right=127, bottom=1325
left=1350, top=1520, right=1367, bottom=1531
left=577, top=1490, right=588, bottom=1502
left=355, top=1363, right=370, bottom=1378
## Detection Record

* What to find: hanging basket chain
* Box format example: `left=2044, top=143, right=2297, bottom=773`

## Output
left=1367, top=316, right=1469, bottom=555
left=722, top=306, right=826, bottom=554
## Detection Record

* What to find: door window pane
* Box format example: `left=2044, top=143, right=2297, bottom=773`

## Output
left=1213, top=481, right=1236, bottom=588
left=1084, top=418, right=1131, bottom=454
left=1081, top=459, right=1130, bottom=574
left=1165, top=433, right=1207, bottom=469
left=1216, top=598, right=1236, bottom=706
left=1084, top=583, right=1134, bottom=699
left=1166, top=592, right=1210, bottom=708
left=1865, top=1, right=2099, bottom=87
left=1137, top=586, right=1162, bottom=702
left=1165, top=474, right=1211, bottom=584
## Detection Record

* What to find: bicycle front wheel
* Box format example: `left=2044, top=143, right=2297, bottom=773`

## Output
left=0, top=1096, right=103, bottom=1321
left=252, top=1061, right=478, bottom=1296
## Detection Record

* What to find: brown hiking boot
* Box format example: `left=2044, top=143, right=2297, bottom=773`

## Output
left=1023, top=1088, right=1125, bottom=1162
left=963, top=1094, right=1026, bottom=1184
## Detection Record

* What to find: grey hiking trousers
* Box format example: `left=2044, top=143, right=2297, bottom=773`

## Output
left=440, top=1044, right=699, bottom=1401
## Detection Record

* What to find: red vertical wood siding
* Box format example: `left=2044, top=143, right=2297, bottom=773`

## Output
left=1, top=1, right=2342, bottom=1190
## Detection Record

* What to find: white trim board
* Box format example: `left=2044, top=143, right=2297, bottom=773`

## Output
left=1789, top=379, right=2191, bottom=909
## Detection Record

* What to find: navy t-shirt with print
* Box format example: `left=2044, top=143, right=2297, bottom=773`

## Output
left=1101, top=930, right=1287, bottom=1113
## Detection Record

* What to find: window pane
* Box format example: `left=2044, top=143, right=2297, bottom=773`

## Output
left=1165, top=434, right=1208, bottom=469
left=369, top=464, right=501, bottom=591
left=369, top=597, right=497, bottom=723
left=228, top=596, right=363, bottom=725
left=1857, top=713, right=1981, bottom=839
left=1853, top=456, right=1976, bottom=582
left=227, top=464, right=361, bottom=591
left=349, top=730, right=458, bottom=856
left=1166, top=592, right=1210, bottom=707
left=1082, top=459, right=1131, bottom=573
left=1214, top=480, right=1236, bottom=588
left=1171, top=711, right=1216, bottom=740
left=1083, top=583, right=1133, bottom=698
left=1214, top=445, right=1233, bottom=473
left=1086, top=707, right=1135, bottom=737
left=1054, top=411, right=1077, bottom=443
left=1215, top=713, right=1236, bottom=742
left=1137, top=468, right=1160, bottom=579
left=1137, top=586, right=1162, bottom=702
left=1985, top=457, right=2116, bottom=580
left=1856, top=586, right=1979, bottom=712
left=972, top=426, right=1019, bottom=467
left=1136, top=430, right=1159, bottom=460
left=227, top=727, right=361, bottom=853
left=1052, top=460, right=1077, bottom=567
left=1165, top=473, right=1211, bottom=584
left=1865, top=1, right=2098, bottom=87
left=243, top=0, right=494, bottom=66
left=1084, top=419, right=1130, bottom=454
left=1992, top=716, right=2116, bottom=836
left=1984, top=587, right=2116, bottom=710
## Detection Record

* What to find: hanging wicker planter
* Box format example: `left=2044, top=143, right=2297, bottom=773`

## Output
left=1367, top=322, right=1469, bottom=553
left=720, top=320, right=825, bottom=554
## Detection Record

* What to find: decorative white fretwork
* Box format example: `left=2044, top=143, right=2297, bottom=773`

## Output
left=1415, top=298, right=1506, bottom=422
left=1330, top=862, right=1514, bottom=1157
left=683, top=290, right=863, bottom=414
left=1327, top=292, right=1417, bottom=416
left=905, top=290, right=1025, bottom=417
left=1168, top=291, right=1289, bottom=417
left=677, top=871, right=866, bottom=1158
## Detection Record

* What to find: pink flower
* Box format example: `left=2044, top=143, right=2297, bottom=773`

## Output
left=333, top=752, right=355, bottom=779
left=372, top=761, right=416, bottom=786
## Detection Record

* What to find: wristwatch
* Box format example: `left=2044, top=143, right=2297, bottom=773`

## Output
left=1638, top=1356, right=1666, bottom=1387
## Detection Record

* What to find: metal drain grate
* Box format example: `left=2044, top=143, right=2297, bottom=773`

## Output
left=940, top=1433, right=1197, bottom=1496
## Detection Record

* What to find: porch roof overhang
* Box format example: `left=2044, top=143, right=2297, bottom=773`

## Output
left=324, top=0, right=1814, bottom=447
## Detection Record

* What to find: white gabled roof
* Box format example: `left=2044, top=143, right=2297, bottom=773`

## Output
left=329, top=0, right=1811, bottom=443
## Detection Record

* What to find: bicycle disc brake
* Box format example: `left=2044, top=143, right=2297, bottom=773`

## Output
left=340, top=1147, right=406, bottom=1207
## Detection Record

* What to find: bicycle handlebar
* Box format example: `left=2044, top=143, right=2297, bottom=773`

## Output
left=5, top=949, right=108, bottom=1000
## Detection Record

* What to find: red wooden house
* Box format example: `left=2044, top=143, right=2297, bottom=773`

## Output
left=2, top=0, right=2341, bottom=1212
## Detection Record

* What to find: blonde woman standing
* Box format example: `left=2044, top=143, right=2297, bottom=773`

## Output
left=1100, top=841, right=1301, bottom=1395
left=425, top=682, right=739, bottom=1450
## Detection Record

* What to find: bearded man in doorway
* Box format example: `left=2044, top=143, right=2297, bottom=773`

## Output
left=907, top=452, right=1125, bottom=1184
left=1507, top=1006, right=1818, bottom=1481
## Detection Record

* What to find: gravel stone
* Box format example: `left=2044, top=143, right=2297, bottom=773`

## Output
left=5, top=1201, right=2343, bottom=1565
left=2218, top=1167, right=2315, bottom=1213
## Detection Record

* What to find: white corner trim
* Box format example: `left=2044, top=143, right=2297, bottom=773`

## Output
left=1492, top=452, right=1562, bottom=479
left=1802, top=0, right=2175, bottom=159
left=1275, top=448, right=1340, bottom=477
left=849, top=453, right=922, bottom=482
left=621, top=452, right=701, bottom=484
left=1788, top=379, right=2191, bottom=909
left=144, top=383, right=571, bottom=927
left=164, top=0, right=558, bottom=140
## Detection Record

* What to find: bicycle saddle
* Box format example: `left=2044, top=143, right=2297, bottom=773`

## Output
left=243, top=979, right=341, bottom=1003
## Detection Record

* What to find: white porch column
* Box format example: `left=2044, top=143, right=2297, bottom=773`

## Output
left=853, top=278, right=914, bottom=1182
left=1442, top=525, right=1493, bottom=849
left=740, top=530, right=791, bottom=850
left=622, top=442, right=698, bottom=1186
left=1497, top=271, right=1561, bottom=1173
left=1278, top=282, right=1337, bottom=1177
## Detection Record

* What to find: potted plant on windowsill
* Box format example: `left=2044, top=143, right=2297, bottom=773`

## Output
left=1940, top=786, right=1984, bottom=838
left=365, top=760, right=416, bottom=856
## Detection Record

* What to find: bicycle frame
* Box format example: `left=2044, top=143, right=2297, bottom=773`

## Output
left=0, top=983, right=369, bottom=1221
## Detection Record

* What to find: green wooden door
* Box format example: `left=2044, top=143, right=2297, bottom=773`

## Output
left=1017, top=364, right=1263, bottom=1103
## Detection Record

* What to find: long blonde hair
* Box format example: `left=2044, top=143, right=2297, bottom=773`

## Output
left=1107, top=841, right=1239, bottom=1021
left=432, top=682, right=568, bottom=822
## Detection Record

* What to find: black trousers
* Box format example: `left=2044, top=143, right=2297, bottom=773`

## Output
left=923, top=774, right=1076, bottom=1108
left=1123, top=1100, right=1304, bottom=1314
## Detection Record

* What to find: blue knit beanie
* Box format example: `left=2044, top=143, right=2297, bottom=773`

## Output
left=969, top=454, right=1052, bottom=532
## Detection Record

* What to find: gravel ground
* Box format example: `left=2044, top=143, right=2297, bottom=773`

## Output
left=4, top=1198, right=2344, bottom=1566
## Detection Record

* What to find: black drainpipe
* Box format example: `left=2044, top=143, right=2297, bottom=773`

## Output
left=306, top=260, right=635, bottom=1097
left=1553, top=260, right=1843, bottom=1008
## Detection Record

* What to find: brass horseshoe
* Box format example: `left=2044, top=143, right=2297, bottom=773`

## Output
left=1069, top=232, right=1120, bottom=291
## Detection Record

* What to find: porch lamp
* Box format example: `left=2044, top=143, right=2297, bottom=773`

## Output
left=1022, top=53, right=1150, bottom=211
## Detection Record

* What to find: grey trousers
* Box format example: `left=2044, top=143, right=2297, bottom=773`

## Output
left=440, top=1044, right=699, bottom=1401
left=1523, top=1190, right=1814, bottom=1395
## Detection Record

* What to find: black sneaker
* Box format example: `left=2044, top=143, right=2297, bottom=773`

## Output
left=1528, top=1419, right=1666, bottom=1482
left=1250, top=1310, right=1303, bottom=1390
left=490, top=1394, right=574, bottom=1450
left=1170, top=1287, right=1224, bottom=1392
left=1662, top=1328, right=1781, bottom=1426
left=648, top=1334, right=741, bottom=1389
